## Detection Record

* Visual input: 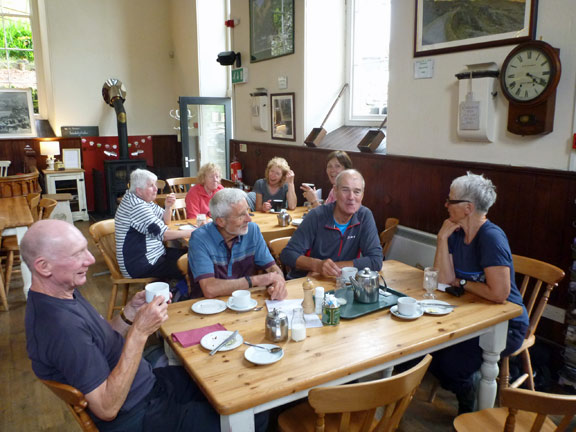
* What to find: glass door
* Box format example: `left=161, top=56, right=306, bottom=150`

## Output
left=178, top=97, right=231, bottom=178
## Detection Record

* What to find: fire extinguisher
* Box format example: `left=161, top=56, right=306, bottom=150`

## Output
left=230, top=159, right=243, bottom=182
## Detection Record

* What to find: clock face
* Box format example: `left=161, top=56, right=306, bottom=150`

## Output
left=502, top=47, right=554, bottom=102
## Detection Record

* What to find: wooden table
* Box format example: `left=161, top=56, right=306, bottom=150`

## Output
left=167, top=206, right=307, bottom=244
left=160, top=260, right=522, bottom=431
left=0, top=196, right=34, bottom=298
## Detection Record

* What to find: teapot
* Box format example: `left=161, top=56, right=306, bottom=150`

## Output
left=277, top=210, right=292, bottom=227
left=349, top=267, right=386, bottom=303
left=265, top=308, right=288, bottom=342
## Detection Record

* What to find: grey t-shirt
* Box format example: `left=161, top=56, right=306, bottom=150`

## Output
left=253, top=178, right=288, bottom=206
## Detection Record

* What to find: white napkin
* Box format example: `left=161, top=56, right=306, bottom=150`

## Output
left=265, top=299, right=323, bottom=328
left=438, top=283, right=451, bottom=292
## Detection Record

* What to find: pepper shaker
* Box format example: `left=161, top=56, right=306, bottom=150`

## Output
left=302, top=278, right=315, bottom=314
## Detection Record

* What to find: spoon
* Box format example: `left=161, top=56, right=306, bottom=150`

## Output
left=253, top=306, right=264, bottom=311
left=243, top=342, right=283, bottom=353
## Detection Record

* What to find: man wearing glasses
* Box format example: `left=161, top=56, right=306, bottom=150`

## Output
left=281, top=169, right=383, bottom=279
left=188, top=188, right=287, bottom=299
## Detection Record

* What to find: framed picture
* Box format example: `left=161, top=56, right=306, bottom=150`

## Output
left=414, top=0, right=538, bottom=57
left=250, top=0, right=294, bottom=63
left=271, top=93, right=295, bottom=141
left=62, top=148, right=81, bottom=169
left=0, top=89, right=36, bottom=138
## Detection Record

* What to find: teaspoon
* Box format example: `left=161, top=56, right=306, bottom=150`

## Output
left=243, top=342, right=283, bottom=353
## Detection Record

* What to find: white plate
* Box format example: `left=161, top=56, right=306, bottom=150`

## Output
left=269, top=209, right=286, bottom=214
left=227, top=298, right=258, bottom=312
left=420, top=300, right=454, bottom=315
left=244, top=344, right=284, bottom=365
left=191, top=299, right=227, bottom=315
left=178, top=224, right=196, bottom=230
left=291, top=218, right=303, bottom=226
left=200, top=331, right=243, bottom=352
left=390, top=305, right=423, bottom=320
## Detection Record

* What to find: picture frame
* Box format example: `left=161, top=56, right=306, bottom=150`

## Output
left=62, top=148, right=82, bottom=169
left=414, top=0, right=538, bottom=57
left=249, top=0, right=294, bottom=63
left=271, top=93, right=295, bottom=141
left=0, top=88, right=36, bottom=138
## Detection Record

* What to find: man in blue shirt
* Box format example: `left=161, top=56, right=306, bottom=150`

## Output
left=188, top=188, right=287, bottom=299
left=281, top=169, right=383, bottom=279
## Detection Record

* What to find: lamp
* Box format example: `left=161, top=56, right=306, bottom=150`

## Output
left=40, top=141, right=60, bottom=170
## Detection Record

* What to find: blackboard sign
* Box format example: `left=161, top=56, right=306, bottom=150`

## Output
left=61, top=126, right=99, bottom=137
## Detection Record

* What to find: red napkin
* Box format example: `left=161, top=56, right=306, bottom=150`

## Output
left=171, top=323, right=226, bottom=348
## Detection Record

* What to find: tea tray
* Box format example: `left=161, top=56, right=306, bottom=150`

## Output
left=327, top=286, right=407, bottom=319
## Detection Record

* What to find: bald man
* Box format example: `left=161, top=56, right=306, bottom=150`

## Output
left=22, top=220, right=226, bottom=431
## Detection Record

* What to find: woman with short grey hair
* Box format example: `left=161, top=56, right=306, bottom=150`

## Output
left=430, top=172, right=528, bottom=414
left=129, top=168, right=157, bottom=193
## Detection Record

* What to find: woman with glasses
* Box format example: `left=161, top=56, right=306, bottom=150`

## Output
left=185, top=162, right=224, bottom=220
left=430, top=172, right=529, bottom=414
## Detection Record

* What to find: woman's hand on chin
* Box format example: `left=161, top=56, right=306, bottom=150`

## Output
left=437, top=219, right=460, bottom=241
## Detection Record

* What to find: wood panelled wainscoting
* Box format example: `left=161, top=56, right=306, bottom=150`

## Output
left=231, top=139, right=576, bottom=346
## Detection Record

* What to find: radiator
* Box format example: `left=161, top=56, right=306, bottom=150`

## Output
left=386, top=225, right=437, bottom=270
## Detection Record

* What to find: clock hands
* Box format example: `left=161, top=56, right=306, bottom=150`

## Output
left=526, top=72, right=547, bottom=87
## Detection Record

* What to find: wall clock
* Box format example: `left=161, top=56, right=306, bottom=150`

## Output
left=500, top=40, right=561, bottom=136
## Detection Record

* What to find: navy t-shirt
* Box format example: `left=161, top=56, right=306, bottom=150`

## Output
left=25, top=290, right=155, bottom=413
left=448, top=220, right=529, bottom=326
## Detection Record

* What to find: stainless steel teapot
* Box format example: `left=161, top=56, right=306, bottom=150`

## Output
left=277, top=210, right=292, bottom=227
left=349, top=267, right=385, bottom=303
left=265, top=308, right=288, bottom=342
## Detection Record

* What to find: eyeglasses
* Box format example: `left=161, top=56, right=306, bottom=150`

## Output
left=446, top=198, right=471, bottom=205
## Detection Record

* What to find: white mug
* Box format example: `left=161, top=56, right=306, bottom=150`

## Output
left=231, top=289, right=251, bottom=308
left=145, top=282, right=170, bottom=303
left=397, top=297, right=418, bottom=316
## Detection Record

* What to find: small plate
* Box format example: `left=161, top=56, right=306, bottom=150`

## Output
left=390, top=305, right=423, bottom=320
left=200, top=331, right=243, bottom=352
left=269, top=209, right=286, bottom=214
left=420, top=300, right=454, bottom=315
left=227, top=298, right=258, bottom=312
left=192, top=299, right=227, bottom=315
left=178, top=224, right=196, bottom=230
left=291, top=218, right=303, bottom=226
left=244, top=344, right=284, bottom=365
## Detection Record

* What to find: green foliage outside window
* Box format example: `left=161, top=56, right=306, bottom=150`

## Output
left=0, top=20, right=34, bottom=62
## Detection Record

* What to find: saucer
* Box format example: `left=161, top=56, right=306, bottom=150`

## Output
left=191, top=299, right=227, bottom=315
left=420, top=300, right=453, bottom=315
left=244, top=344, right=284, bottom=365
left=227, top=298, right=258, bottom=312
left=178, top=224, right=196, bottom=230
left=200, top=331, right=243, bottom=352
left=390, top=305, right=423, bottom=320
left=291, top=218, right=303, bottom=226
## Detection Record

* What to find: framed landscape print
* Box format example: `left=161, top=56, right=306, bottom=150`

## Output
left=414, top=0, right=538, bottom=56
left=271, top=93, right=295, bottom=141
left=0, top=88, right=36, bottom=138
left=250, top=0, right=294, bottom=62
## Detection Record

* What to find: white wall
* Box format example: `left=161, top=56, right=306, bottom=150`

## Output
left=388, top=0, right=576, bottom=170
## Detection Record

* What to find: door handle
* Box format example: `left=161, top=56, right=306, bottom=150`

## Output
left=183, top=157, right=195, bottom=168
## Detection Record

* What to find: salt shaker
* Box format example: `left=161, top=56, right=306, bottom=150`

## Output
left=302, top=278, right=315, bottom=314
left=291, top=307, right=306, bottom=342
left=314, top=286, right=324, bottom=315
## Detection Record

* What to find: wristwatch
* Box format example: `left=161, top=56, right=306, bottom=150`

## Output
left=459, top=279, right=467, bottom=290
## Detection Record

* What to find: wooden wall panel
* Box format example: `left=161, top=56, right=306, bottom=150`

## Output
left=231, top=139, right=576, bottom=341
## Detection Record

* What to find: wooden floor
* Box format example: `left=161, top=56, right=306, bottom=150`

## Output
left=0, top=220, right=496, bottom=431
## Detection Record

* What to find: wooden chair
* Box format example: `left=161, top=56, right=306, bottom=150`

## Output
left=268, top=236, right=291, bottom=275
left=499, top=255, right=565, bottom=391
left=38, top=198, right=58, bottom=220
left=278, top=354, right=432, bottom=432
left=379, top=217, right=399, bottom=257
left=89, top=220, right=157, bottom=320
left=0, top=160, right=10, bottom=177
left=27, top=192, right=41, bottom=221
left=0, top=217, right=8, bottom=311
left=454, top=387, right=576, bottom=432
left=177, top=253, right=192, bottom=295
left=156, top=179, right=166, bottom=193
left=166, top=177, right=198, bottom=194
left=40, top=379, right=99, bottom=432
left=220, top=178, right=236, bottom=188
left=171, top=198, right=187, bottom=220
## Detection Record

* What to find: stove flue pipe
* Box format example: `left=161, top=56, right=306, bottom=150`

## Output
left=102, top=78, right=128, bottom=160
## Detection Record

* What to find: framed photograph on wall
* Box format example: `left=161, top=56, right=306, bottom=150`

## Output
left=271, top=93, right=295, bottom=141
left=0, top=88, right=36, bottom=138
left=414, top=0, right=538, bottom=57
left=250, top=0, right=294, bottom=62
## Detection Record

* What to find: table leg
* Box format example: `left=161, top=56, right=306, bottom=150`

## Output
left=2, top=226, right=31, bottom=299
left=220, top=409, right=255, bottom=432
left=478, top=320, right=508, bottom=410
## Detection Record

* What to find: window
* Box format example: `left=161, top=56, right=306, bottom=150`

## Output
left=0, top=0, right=37, bottom=113
left=347, top=0, right=390, bottom=123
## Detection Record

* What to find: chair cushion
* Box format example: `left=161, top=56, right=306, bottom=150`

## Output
left=453, top=407, right=557, bottom=432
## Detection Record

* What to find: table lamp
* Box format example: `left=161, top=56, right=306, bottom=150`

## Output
left=40, top=141, right=60, bottom=170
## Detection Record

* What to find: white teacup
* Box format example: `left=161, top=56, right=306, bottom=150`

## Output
left=231, top=289, right=251, bottom=308
left=341, top=267, right=358, bottom=283
left=145, top=282, right=170, bottom=303
left=397, top=297, right=418, bottom=316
